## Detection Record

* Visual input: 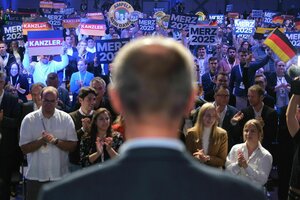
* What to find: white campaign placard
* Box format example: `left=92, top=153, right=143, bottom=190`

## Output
left=234, top=19, right=255, bottom=38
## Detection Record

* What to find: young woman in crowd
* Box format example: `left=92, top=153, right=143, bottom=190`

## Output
left=186, top=102, right=228, bottom=168
left=225, top=119, right=273, bottom=186
left=80, top=108, right=123, bottom=167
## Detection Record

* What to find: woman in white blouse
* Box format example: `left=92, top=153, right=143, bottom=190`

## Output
left=225, top=119, right=273, bottom=186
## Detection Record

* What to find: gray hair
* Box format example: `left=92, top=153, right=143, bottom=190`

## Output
left=111, top=37, right=195, bottom=118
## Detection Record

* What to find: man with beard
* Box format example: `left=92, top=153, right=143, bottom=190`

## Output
left=219, top=47, right=240, bottom=74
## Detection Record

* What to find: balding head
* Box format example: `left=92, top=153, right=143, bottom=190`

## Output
left=110, top=37, right=195, bottom=119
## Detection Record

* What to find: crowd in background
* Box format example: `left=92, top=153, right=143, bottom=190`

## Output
left=0, top=1, right=300, bottom=200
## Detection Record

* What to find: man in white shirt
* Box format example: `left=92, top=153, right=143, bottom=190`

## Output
left=19, top=86, right=77, bottom=200
left=38, top=37, right=266, bottom=200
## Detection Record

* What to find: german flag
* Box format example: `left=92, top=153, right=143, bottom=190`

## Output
left=209, top=19, right=218, bottom=26
left=295, top=18, right=300, bottom=30
left=272, top=14, right=284, bottom=24
left=264, top=28, right=297, bottom=62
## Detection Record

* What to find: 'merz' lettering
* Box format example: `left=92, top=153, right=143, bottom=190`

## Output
left=4, top=26, right=22, bottom=34
left=170, top=14, right=197, bottom=24
left=97, top=41, right=127, bottom=52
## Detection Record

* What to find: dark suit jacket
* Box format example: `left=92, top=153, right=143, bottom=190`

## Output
left=221, top=105, right=239, bottom=152
left=39, top=147, right=265, bottom=200
left=201, top=72, right=216, bottom=102
left=239, top=105, right=278, bottom=153
left=229, top=56, right=270, bottom=97
left=57, top=87, right=71, bottom=112
left=21, top=101, right=34, bottom=121
left=266, top=72, right=292, bottom=101
left=0, top=92, right=21, bottom=157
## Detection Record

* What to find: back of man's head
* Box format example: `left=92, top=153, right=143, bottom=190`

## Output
left=111, top=37, right=195, bottom=119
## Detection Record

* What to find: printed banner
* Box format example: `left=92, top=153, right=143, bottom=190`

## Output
left=264, top=11, right=277, bottom=24
left=208, top=14, right=225, bottom=25
left=226, top=4, right=233, bottom=12
left=79, top=19, right=106, bottom=36
left=138, top=18, right=156, bottom=33
left=168, top=13, right=198, bottom=31
left=108, top=1, right=134, bottom=29
left=62, top=18, right=80, bottom=29
left=53, top=2, right=66, bottom=9
left=129, top=11, right=143, bottom=22
left=63, top=8, right=75, bottom=15
left=44, top=13, right=63, bottom=28
left=234, top=19, right=255, bottom=38
left=86, top=12, right=104, bottom=20
left=227, top=12, right=239, bottom=19
left=28, top=30, right=63, bottom=56
left=3, top=24, right=23, bottom=41
left=252, top=10, right=263, bottom=18
left=96, top=39, right=130, bottom=64
left=40, top=0, right=53, bottom=8
left=22, top=22, right=52, bottom=35
left=285, top=32, right=300, bottom=47
left=189, top=26, right=218, bottom=45
left=4, top=13, right=30, bottom=22
left=154, top=8, right=165, bottom=13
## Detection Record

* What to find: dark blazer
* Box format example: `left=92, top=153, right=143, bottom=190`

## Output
left=239, top=105, right=278, bottom=153
left=21, top=101, right=34, bottom=121
left=266, top=72, right=292, bottom=100
left=57, top=87, right=71, bottom=112
left=221, top=105, right=239, bottom=151
left=229, top=56, right=270, bottom=97
left=3, top=53, right=16, bottom=77
left=0, top=92, right=21, bottom=157
left=201, top=72, right=216, bottom=102
left=39, top=147, right=265, bottom=200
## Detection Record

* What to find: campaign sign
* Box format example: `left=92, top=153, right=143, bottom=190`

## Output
left=62, top=18, right=80, bottom=28
left=22, top=22, right=52, bottom=35
left=139, top=19, right=156, bottom=33
left=86, top=12, right=104, bottom=20
left=189, top=25, right=218, bottom=45
left=234, top=19, right=255, bottom=39
left=4, top=13, right=30, bottom=22
left=53, top=2, right=66, bottom=9
left=44, top=13, right=63, bottom=27
left=226, top=4, right=233, bottom=12
left=28, top=30, right=63, bottom=56
left=264, top=11, right=277, bottom=24
left=3, top=24, right=23, bottom=41
left=208, top=14, right=225, bottom=25
left=285, top=32, right=300, bottom=47
left=108, top=1, right=134, bottom=29
left=96, top=38, right=130, bottom=64
left=40, top=0, right=53, bottom=8
left=80, top=19, right=106, bottom=36
left=154, top=8, right=164, bottom=13
left=63, top=8, right=75, bottom=15
left=252, top=10, right=263, bottom=18
left=168, top=13, right=198, bottom=31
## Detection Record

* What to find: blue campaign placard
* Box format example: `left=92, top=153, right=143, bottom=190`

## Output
left=252, top=10, right=264, bottom=18
left=96, top=38, right=130, bottom=64
left=208, top=14, right=225, bottom=25
left=168, top=13, right=198, bottom=31
left=3, top=23, right=23, bottom=41
left=264, top=11, right=277, bottom=24
left=234, top=19, right=256, bottom=38
left=285, top=32, right=300, bottom=47
left=138, top=18, right=156, bottom=33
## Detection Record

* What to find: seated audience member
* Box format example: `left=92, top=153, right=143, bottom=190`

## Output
left=254, top=74, right=275, bottom=108
left=6, top=62, right=29, bottom=103
left=69, top=87, right=97, bottom=172
left=70, top=59, right=94, bottom=107
left=46, top=73, right=71, bottom=112
left=226, top=119, right=273, bottom=186
left=213, top=86, right=239, bottom=151
left=0, top=41, right=16, bottom=76
left=22, top=43, right=69, bottom=85
left=80, top=108, right=123, bottom=167
left=38, top=36, right=265, bottom=200
left=186, top=102, right=228, bottom=168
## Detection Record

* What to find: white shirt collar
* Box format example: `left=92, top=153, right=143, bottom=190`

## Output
left=79, top=107, right=94, bottom=116
left=119, top=138, right=185, bottom=154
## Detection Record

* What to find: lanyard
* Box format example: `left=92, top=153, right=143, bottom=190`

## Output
left=10, top=76, right=19, bottom=87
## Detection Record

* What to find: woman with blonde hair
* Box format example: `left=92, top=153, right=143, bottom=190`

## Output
left=186, top=102, right=228, bottom=168
left=225, top=119, right=273, bottom=186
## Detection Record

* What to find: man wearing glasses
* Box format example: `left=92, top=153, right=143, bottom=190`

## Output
left=19, top=86, right=77, bottom=200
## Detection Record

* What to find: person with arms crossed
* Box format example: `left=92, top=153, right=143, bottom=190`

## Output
left=38, top=37, right=265, bottom=200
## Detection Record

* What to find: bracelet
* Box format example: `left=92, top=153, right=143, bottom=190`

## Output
left=53, top=138, right=59, bottom=145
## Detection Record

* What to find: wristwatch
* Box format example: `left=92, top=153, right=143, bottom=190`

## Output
left=53, top=138, right=59, bottom=145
